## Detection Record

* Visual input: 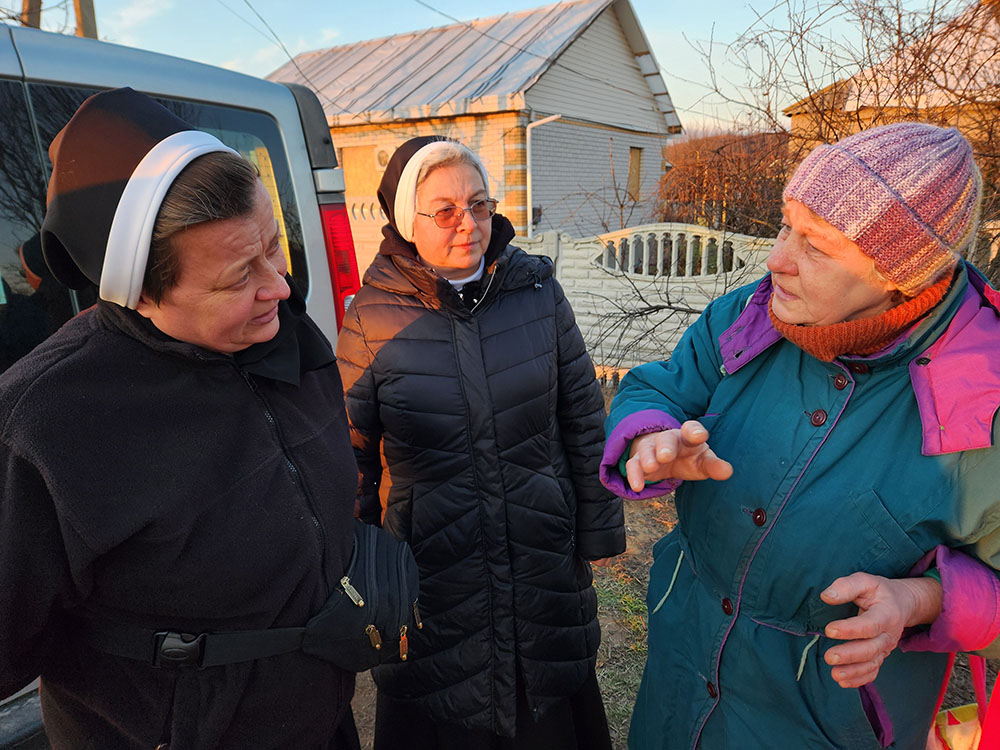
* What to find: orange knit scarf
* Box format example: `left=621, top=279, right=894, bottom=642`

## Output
left=768, top=273, right=953, bottom=362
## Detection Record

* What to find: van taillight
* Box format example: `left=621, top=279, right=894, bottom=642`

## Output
left=319, top=201, right=360, bottom=330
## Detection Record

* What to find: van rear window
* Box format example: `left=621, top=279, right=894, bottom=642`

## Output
left=0, top=78, right=84, bottom=372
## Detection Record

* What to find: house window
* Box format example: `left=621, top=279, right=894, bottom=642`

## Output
left=627, top=146, right=642, bottom=202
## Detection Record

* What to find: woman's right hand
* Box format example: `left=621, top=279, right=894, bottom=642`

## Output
left=625, top=420, right=733, bottom=492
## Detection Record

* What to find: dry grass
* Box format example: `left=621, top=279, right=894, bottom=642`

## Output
left=594, top=563, right=649, bottom=747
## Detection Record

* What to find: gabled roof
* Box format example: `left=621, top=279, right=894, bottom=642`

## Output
left=267, top=0, right=681, bottom=132
left=783, top=1, right=1000, bottom=116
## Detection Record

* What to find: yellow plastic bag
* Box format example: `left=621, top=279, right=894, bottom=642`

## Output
left=930, top=703, right=983, bottom=750
left=926, top=654, right=998, bottom=750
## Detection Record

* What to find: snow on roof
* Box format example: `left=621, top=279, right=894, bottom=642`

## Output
left=267, top=0, right=680, bottom=130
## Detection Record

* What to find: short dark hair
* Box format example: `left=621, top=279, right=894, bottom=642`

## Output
left=143, top=150, right=259, bottom=304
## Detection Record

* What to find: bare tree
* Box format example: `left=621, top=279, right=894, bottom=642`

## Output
left=0, top=1, right=74, bottom=32
left=573, top=130, right=782, bottom=371
left=577, top=126, right=785, bottom=370
left=709, top=0, right=1000, bottom=278
left=657, top=129, right=790, bottom=238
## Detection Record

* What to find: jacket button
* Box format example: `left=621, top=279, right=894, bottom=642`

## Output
left=849, top=363, right=869, bottom=374
left=810, top=409, right=827, bottom=426
left=707, top=681, right=718, bottom=698
left=722, top=598, right=734, bottom=615
left=752, top=508, right=767, bottom=526
left=833, top=373, right=849, bottom=390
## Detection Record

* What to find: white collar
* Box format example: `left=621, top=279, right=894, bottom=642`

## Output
left=447, top=258, right=485, bottom=289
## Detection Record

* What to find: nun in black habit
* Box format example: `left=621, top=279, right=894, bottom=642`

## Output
left=0, top=88, right=361, bottom=749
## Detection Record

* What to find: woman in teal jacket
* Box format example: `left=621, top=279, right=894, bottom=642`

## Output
left=602, top=122, right=1000, bottom=749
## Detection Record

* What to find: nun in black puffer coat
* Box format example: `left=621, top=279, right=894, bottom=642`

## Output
left=336, top=136, right=625, bottom=750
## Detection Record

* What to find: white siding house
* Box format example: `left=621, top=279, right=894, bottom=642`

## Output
left=268, top=0, right=682, bottom=271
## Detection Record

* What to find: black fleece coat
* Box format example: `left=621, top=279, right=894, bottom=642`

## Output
left=0, top=300, right=357, bottom=749
left=335, top=222, right=626, bottom=737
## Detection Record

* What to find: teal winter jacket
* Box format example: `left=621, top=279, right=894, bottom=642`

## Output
left=602, top=263, right=1000, bottom=750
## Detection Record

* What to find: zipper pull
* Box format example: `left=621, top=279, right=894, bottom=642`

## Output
left=341, top=576, right=365, bottom=607
left=412, top=601, right=423, bottom=630
left=366, top=624, right=382, bottom=650
left=399, top=625, right=408, bottom=661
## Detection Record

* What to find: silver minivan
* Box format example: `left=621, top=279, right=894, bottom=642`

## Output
left=0, top=24, right=361, bottom=749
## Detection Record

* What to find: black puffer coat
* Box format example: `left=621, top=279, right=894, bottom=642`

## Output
left=336, top=224, right=625, bottom=737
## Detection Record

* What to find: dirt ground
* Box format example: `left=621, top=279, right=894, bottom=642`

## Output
left=351, top=671, right=376, bottom=750
left=350, top=495, right=997, bottom=749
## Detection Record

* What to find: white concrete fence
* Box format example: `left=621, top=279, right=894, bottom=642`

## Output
left=517, top=223, right=774, bottom=373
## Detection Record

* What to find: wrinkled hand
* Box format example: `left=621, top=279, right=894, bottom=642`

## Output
left=821, top=572, right=943, bottom=688
left=625, top=420, right=733, bottom=493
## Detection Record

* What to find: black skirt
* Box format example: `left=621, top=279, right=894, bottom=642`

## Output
left=372, top=664, right=612, bottom=750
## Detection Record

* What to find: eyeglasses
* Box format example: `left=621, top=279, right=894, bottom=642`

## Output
left=416, top=198, right=498, bottom=229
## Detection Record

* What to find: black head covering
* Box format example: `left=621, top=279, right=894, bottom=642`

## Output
left=41, top=87, right=194, bottom=289
left=376, top=135, right=448, bottom=232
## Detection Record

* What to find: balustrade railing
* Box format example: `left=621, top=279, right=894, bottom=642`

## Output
left=595, top=224, right=772, bottom=278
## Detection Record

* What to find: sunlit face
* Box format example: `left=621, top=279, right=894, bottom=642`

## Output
left=411, top=162, right=492, bottom=280
left=767, top=199, right=898, bottom=326
left=136, top=181, right=290, bottom=353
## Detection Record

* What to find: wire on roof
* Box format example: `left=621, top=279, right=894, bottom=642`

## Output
left=235, top=0, right=403, bottom=135
left=411, top=0, right=677, bottom=117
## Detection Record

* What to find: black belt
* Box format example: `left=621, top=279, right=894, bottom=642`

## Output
left=79, top=619, right=307, bottom=669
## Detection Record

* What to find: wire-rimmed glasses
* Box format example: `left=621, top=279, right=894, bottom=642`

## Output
left=416, top=198, right=498, bottom=228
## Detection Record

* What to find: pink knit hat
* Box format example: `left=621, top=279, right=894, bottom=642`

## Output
left=784, top=122, right=981, bottom=296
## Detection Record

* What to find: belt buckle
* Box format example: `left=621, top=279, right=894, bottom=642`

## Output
left=153, top=631, right=205, bottom=668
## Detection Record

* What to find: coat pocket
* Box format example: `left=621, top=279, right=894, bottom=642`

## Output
left=847, top=489, right=926, bottom=575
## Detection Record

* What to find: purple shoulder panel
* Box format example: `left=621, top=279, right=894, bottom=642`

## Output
left=718, top=277, right=782, bottom=375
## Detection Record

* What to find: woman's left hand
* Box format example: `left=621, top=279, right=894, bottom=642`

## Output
left=820, top=572, right=943, bottom=688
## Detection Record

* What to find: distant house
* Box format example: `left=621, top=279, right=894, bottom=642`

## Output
left=783, top=1, right=1000, bottom=144
left=268, top=0, right=682, bottom=271
left=781, top=0, right=1000, bottom=266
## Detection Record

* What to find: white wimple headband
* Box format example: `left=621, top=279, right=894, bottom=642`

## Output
left=393, top=141, right=490, bottom=243
left=100, top=130, right=238, bottom=309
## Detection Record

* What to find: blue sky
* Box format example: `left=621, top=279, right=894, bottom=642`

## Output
left=0, top=0, right=774, bottom=129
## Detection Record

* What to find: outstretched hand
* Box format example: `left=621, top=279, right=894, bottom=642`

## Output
left=821, top=572, right=943, bottom=688
left=625, top=420, right=733, bottom=493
